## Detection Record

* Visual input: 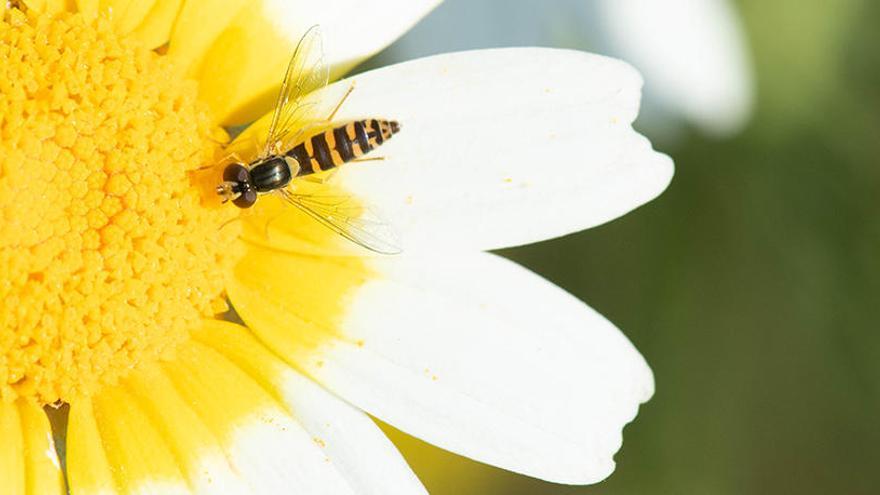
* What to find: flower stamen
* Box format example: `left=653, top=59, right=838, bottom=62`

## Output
left=0, top=9, right=241, bottom=404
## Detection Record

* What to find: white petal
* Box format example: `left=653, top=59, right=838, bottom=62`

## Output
left=69, top=338, right=367, bottom=495
left=195, top=321, right=427, bottom=495
left=310, top=48, right=672, bottom=252
left=166, top=343, right=358, bottom=495
left=230, top=418, right=354, bottom=495
left=174, top=0, right=441, bottom=125
left=596, top=0, right=754, bottom=135
left=235, top=249, right=654, bottom=484
left=265, top=0, right=442, bottom=74
left=282, top=376, right=427, bottom=494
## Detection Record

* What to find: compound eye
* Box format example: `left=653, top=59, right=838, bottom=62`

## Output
left=223, top=163, right=250, bottom=183
left=233, top=189, right=257, bottom=208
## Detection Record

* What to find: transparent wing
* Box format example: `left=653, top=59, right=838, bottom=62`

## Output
left=261, top=25, right=329, bottom=159
left=277, top=189, right=402, bottom=255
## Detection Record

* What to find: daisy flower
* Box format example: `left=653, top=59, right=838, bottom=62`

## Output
left=0, top=1, right=673, bottom=494
left=382, top=0, right=754, bottom=138
left=595, top=0, right=754, bottom=137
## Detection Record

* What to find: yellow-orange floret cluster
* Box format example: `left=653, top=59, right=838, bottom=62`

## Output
left=0, top=9, right=241, bottom=404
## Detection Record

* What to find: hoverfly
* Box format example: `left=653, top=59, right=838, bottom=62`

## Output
left=217, top=26, right=402, bottom=254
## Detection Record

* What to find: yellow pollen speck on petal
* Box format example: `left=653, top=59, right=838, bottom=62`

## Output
left=0, top=9, right=242, bottom=404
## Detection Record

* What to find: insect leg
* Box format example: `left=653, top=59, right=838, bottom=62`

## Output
left=261, top=209, right=289, bottom=240
left=216, top=151, right=247, bottom=167
left=301, top=169, right=339, bottom=184
left=206, top=135, right=229, bottom=146
left=325, top=82, right=356, bottom=122
left=299, top=156, right=384, bottom=184
left=190, top=150, right=244, bottom=173
left=218, top=215, right=243, bottom=231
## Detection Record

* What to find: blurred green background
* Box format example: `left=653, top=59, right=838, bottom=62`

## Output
left=363, top=0, right=880, bottom=494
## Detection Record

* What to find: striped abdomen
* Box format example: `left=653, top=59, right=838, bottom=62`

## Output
left=286, top=119, right=400, bottom=177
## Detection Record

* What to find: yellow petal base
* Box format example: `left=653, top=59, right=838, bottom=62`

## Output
left=0, top=400, right=65, bottom=494
left=66, top=323, right=330, bottom=494
left=226, top=236, right=373, bottom=362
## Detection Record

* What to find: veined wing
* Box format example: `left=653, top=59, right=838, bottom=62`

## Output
left=277, top=189, right=402, bottom=255
left=261, top=25, right=329, bottom=159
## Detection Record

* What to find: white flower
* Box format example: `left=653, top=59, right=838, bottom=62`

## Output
left=381, top=0, right=755, bottom=138
left=1, top=1, right=672, bottom=493
left=595, top=0, right=755, bottom=137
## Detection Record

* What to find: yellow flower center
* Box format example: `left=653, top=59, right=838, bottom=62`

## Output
left=0, top=9, right=241, bottom=404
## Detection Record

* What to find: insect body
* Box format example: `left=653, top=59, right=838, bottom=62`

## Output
left=220, top=119, right=401, bottom=209
left=217, top=26, right=402, bottom=254
left=288, top=118, right=401, bottom=176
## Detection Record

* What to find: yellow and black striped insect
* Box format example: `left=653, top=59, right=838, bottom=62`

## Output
left=217, top=26, right=401, bottom=254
